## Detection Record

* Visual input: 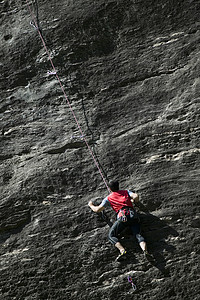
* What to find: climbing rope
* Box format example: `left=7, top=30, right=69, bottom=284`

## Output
left=25, top=0, right=109, bottom=192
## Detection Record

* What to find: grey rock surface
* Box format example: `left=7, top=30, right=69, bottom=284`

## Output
left=0, top=0, right=200, bottom=299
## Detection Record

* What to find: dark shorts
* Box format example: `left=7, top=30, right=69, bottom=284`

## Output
left=108, top=208, right=145, bottom=245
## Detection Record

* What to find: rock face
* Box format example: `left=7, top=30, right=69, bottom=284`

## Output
left=0, top=0, right=200, bottom=299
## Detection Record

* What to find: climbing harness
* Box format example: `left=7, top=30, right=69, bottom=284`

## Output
left=128, top=276, right=137, bottom=291
left=25, top=0, right=109, bottom=192
left=118, top=209, right=127, bottom=222
left=117, top=207, right=138, bottom=222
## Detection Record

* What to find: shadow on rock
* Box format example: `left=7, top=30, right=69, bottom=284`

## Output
left=137, top=202, right=179, bottom=276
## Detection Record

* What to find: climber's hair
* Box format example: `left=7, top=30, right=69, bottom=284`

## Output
left=108, top=180, right=119, bottom=192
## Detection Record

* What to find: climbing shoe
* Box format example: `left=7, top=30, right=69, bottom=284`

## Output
left=116, top=250, right=127, bottom=262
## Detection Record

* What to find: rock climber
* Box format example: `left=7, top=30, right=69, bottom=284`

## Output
left=88, top=180, right=151, bottom=261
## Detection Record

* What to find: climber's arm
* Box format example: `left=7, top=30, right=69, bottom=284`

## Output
left=88, top=201, right=105, bottom=213
left=88, top=197, right=110, bottom=213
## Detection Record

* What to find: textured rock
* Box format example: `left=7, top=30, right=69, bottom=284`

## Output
left=0, top=0, right=200, bottom=299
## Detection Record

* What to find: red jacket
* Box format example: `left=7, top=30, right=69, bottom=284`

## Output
left=107, top=190, right=133, bottom=213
